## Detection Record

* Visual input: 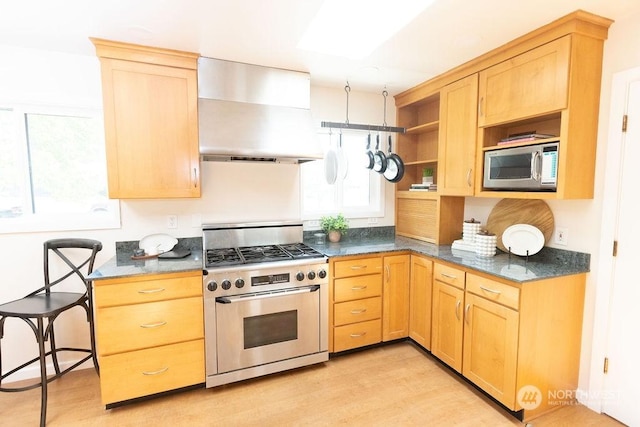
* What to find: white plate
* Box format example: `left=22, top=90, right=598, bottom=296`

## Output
left=501, top=224, right=544, bottom=256
left=139, top=233, right=178, bottom=254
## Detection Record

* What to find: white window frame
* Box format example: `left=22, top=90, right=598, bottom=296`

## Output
left=0, top=103, right=120, bottom=234
left=300, top=130, right=385, bottom=220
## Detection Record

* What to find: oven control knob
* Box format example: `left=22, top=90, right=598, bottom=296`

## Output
left=307, top=271, right=316, bottom=280
left=221, top=279, right=232, bottom=290
left=318, top=269, right=327, bottom=279
left=206, top=281, right=218, bottom=292
left=296, top=271, right=305, bottom=281
left=235, top=278, right=245, bottom=288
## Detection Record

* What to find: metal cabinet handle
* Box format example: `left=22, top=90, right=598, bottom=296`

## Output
left=138, top=288, right=166, bottom=294
left=350, top=265, right=368, bottom=270
left=140, top=321, right=167, bottom=329
left=479, top=97, right=484, bottom=117
left=350, top=332, right=367, bottom=338
left=193, top=168, right=198, bottom=188
left=479, top=285, right=502, bottom=295
left=351, top=286, right=368, bottom=291
left=465, top=304, right=471, bottom=324
left=142, top=367, right=169, bottom=376
left=350, top=308, right=367, bottom=315
left=466, top=168, right=472, bottom=187
left=385, top=265, right=390, bottom=282
left=455, top=300, right=461, bottom=321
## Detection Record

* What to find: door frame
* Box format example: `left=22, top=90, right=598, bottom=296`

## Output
left=587, top=65, right=640, bottom=413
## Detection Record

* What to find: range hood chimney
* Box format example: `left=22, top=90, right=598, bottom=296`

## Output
left=197, top=57, right=321, bottom=163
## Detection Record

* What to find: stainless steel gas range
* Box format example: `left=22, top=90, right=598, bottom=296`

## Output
left=202, top=221, right=329, bottom=388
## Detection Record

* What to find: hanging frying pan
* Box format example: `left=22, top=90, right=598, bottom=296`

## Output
left=384, top=135, right=405, bottom=183
left=372, top=134, right=387, bottom=173
left=364, top=133, right=374, bottom=169
left=324, top=132, right=338, bottom=184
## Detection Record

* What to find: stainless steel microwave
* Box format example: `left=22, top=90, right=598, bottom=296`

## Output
left=483, top=142, right=559, bottom=191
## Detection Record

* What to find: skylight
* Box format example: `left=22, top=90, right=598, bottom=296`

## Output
left=298, top=0, right=436, bottom=60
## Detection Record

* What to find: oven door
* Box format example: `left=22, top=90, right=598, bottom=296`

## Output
left=215, top=285, right=321, bottom=374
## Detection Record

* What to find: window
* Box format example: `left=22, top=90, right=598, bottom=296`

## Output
left=0, top=105, right=119, bottom=233
left=301, top=131, right=384, bottom=219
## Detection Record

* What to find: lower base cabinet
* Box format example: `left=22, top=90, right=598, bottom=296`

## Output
left=408, top=255, right=433, bottom=350
left=94, top=271, right=204, bottom=405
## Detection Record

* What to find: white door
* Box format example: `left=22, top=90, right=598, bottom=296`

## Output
left=602, top=77, right=640, bottom=426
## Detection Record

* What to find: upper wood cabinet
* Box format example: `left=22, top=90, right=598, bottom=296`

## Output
left=438, top=74, right=478, bottom=196
left=477, top=36, right=570, bottom=127
left=91, top=38, right=201, bottom=199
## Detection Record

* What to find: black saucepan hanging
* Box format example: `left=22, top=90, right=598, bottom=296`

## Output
left=364, top=133, right=374, bottom=169
left=373, top=134, right=387, bottom=173
left=383, top=135, right=405, bottom=183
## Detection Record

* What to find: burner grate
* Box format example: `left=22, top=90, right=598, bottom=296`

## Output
left=206, top=248, right=242, bottom=266
left=239, top=245, right=291, bottom=263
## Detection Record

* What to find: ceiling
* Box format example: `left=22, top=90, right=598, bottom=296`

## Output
left=1, top=0, right=639, bottom=95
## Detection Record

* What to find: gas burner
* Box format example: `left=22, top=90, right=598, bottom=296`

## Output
left=239, top=245, right=291, bottom=263
left=280, top=243, right=324, bottom=259
left=206, top=248, right=242, bottom=267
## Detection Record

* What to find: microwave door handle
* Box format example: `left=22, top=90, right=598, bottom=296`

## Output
left=532, top=151, right=542, bottom=181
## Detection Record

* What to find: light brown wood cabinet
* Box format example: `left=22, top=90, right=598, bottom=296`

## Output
left=91, top=38, right=201, bottom=199
left=382, top=253, right=411, bottom=341
left=428, top=260, right=586, bottom=421
left=93, top=271, right=204, bottom=405
left=430, top=263, right=466, bottom=372
left=438, top=74, right=478, bottom=196
left=408, top=255, right=433, bottom=350
left=330, top=255, right=383, bottom=352
left=395, top=11, right=612, bottom=207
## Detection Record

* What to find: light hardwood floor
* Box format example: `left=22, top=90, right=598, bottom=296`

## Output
left=0, top=342, right=623, bottom=426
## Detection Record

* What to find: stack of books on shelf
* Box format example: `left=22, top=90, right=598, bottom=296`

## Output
left=409, top=183, right=437, bottom=192
left=497, top=131, right=556, bottom=146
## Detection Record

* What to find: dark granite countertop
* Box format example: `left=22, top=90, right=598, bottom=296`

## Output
left=88, top=232, right=589, bottom=284
left=303, top=235, right=590, bottom=283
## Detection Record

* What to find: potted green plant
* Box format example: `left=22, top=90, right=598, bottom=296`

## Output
left=422, top=167, right=434, bottom=184
left=320, top=213, right=349, bottom=243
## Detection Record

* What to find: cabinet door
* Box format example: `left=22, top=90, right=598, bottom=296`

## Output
left=439, top=74, right=478, bottom=195
left=463, top=292, right=519, bottom=409
left=100, top=58, right=200, bottom=198
left=382, top=254, right=411, bottom=341
left=478, top=36, right=570, bottom=127
left=431, top=280, right=464, bottom=372
left=409, top=256, right=433, bottom=349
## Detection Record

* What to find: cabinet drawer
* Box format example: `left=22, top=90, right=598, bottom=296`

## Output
left=333, top=257, right=382, bottom=278
left=466, top=274, right=520, bottom=310
left=434, top=263, right=466, bottom=289
left=95, top=274, right=202, bottom=308
left=334, top=319, right=382, bottom=352
left=334, top=274, right=382, bottom=302
left=334, top=297, right=382, bottom=326
left=99, top=339, right=204, bottom=405
left=96, top=296, right=204, bottom=355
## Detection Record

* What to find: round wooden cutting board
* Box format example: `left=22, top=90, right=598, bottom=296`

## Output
left=485, top=199, right=555, bottom=253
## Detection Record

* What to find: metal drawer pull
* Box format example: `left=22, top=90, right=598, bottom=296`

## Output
left=140, top=321, right=167, bottom=328
left=350, top=265, right=368, bottom=270
left=350, top=332, right=367, bottom=338
left=455, top=300, right=461, bottom=320
left=138, top=288, right=166, bottom=294
left=142, top=367, right=169, bottom=376
left=440, top=273, right=457, bottom=279
left=479, top=286, right=502, bottom=295
left=351, top=285, right=368, bottom=291
left=351, top=309, right=367, bottom=314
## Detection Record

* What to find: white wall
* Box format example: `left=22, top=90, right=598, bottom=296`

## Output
left=0, top=47, right=397, bottom=379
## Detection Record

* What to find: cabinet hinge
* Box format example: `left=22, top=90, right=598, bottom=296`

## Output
left=613, top=240, right=618, bottom=257
left=604, top=357, right=609, bottom=374
left=622, top=115, right=628, bottom=132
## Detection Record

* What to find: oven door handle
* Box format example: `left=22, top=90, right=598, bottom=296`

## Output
left=215, top=285, right=320, bottom=304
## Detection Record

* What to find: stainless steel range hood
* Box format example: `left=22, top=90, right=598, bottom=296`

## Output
left=198, top=57, right=321, bottom=163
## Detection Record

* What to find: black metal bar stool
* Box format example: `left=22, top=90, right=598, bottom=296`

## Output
left=0, top=238, right=102, bottom=426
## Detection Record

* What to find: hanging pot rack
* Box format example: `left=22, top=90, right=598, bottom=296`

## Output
left=321, top=83, right=406, bottom=134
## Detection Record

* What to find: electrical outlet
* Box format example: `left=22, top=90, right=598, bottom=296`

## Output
left=308, top=220, right=320, bottom=227
left=368, top=217, right=379, bottom=224
left=167, top=215, right=178, bottom=229
left=554, top=227, right=568, bottom=246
